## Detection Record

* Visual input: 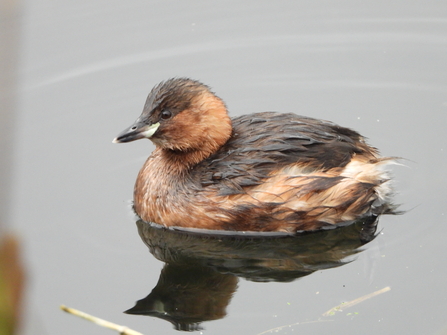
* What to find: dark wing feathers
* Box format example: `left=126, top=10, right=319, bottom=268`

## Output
left=194, top=112, right=370, bottom=195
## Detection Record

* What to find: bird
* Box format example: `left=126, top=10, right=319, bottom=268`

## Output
left=113, top=77, right=394, bottom=233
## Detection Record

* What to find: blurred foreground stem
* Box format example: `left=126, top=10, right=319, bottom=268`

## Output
left=60, top=305, right=144, bottom=335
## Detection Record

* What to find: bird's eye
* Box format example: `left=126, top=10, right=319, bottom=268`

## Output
left=161, top=110, right=172, bottom=120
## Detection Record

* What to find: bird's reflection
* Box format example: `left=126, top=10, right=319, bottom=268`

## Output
left=125, top=215, right=379, bottom=331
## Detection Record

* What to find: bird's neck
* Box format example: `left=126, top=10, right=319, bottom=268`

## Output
left=160, top=146, right=217, bottom=172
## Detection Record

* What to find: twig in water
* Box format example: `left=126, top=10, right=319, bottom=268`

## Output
left=323, top=286, right=391, bottom=316
left=60, top=305, right=144, bottom=335
left=254, top=286, right=391, bottom=334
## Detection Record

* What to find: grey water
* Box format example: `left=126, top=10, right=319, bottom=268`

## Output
left=9, top=1, right=447, bottom=334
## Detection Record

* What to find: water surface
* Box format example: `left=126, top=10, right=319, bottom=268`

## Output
left=13, top=1, right=447, bottom=334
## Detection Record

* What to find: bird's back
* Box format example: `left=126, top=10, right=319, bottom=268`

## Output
left=185, top=112, right=392, bottom=232
left=196, top=112, right=379, bottom=196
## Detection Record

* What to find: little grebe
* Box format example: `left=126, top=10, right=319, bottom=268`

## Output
left=114, top=78, right=393, bottom=232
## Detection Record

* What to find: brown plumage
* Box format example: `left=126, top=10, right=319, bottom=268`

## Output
left=114, top=78, right=394, bottom=233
